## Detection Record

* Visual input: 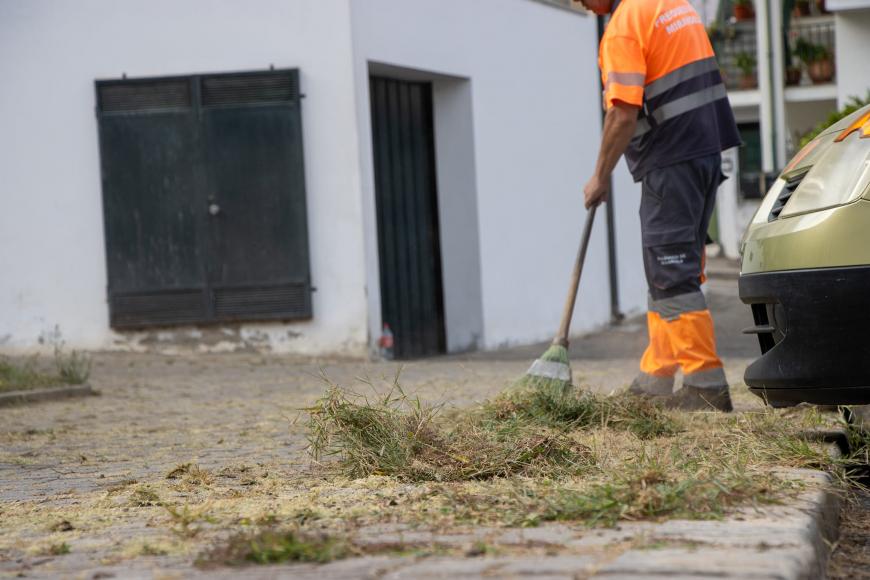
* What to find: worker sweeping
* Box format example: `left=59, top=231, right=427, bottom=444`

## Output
left=575, top=0, right=742, bottom=411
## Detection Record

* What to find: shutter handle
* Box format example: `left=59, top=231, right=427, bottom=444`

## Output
left=209, top=203, right=221, bottom=216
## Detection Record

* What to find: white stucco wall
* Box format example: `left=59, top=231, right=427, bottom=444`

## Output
left=0, top=0, right=648, bottom=356
left=835, top=9, right=870, bottom=107
left=350, top=0, right=647, bottom=351
left=0, top=0, right=369, bottom=355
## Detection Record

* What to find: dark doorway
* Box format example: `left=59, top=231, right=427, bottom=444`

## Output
left=96, top=70, right=312, bottom=329
left=370, top=76, right=446, bottom=359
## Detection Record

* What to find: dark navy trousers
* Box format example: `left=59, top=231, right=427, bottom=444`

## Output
left=640, top=153, right=725, bottom=301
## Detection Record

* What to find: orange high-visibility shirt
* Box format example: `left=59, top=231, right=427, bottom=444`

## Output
left=599, top=0, right=741, bottom=181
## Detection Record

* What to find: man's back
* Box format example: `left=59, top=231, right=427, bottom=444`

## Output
left=600, top=0, right=741, bottom=181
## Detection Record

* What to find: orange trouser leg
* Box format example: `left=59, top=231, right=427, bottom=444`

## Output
left=639, top=311, right=679, bottom=377
left=640, top=309, right=724, bottom=376
left=667, top=310, right=723, bottom=375
left=637, top=292, right=728, bottom=393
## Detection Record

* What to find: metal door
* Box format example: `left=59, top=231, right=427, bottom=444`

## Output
left=97, top=78, right=210, bottom=327
left=370, top=77, right=446, bottom=359
left=96, top=70, right=312, bottom=329
left=201, top=72, right=312, bottom=322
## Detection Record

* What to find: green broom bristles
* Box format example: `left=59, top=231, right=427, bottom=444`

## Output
left=515, top=343, right=574, bottom=398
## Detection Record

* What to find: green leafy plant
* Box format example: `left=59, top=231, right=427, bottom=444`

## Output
left=54, top=346, right=91, bottom=385
left=735, top=52, right=756, bottom=76
left=794, top=38, right=831, bottom=64
left=0, top=356, right=62, bottom=392
left=799, top=92, right=870, bottom=147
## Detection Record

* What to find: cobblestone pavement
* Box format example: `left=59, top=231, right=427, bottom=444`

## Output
left=1, top=277, right=771, bottom=578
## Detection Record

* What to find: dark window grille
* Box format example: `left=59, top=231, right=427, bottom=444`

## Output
left=95, top=69, right=312, bottom=329
left=201, top=72, right=300, bottom=107
left=99, top=79, right=191, bottom=112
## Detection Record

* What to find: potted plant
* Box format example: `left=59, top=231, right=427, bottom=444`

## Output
left=733, top=0, right=755, bottom=21
left=793, top=0, right=811, bottom=17
left=795, top=38, right=835, bottom=84
left=735, top=52, right=757, bottom=89
left=786, top=64, right=802, bottom=86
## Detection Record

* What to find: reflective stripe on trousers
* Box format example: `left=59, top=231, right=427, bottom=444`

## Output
left=640, top=291, right=725, bottom=385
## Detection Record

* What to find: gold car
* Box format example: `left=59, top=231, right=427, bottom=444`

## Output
left=739, top=104, right=870, bottom=407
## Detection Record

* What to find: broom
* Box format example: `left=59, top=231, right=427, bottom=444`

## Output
left=518, top=205, right=598, bottom=397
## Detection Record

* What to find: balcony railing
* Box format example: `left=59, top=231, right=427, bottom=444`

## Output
left=709, top=19, right=760, bottom=92
left=709, top=2, right=836, bottom=93
left=785, top=14, right=836, bottom=87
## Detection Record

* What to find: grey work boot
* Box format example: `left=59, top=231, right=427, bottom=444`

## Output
left=627, top=372, right=674, bottom=401
left=666, top=385, right=733, bottom=412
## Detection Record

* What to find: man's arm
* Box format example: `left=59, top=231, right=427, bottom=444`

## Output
left=583, top=101, right=640, bottom=209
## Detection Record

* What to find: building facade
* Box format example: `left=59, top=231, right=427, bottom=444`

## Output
left=705, top=0, right=870, bottom=258
left=0, top=0, right=648, bottom=357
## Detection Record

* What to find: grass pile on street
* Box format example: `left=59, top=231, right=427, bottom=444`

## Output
left=301, top=377, right=864, bottom=529
left=3, top=372, right=867, bottom=571
left=306, top=381, right=678, bottom=483
left=193, top=380, right=864, bottom=567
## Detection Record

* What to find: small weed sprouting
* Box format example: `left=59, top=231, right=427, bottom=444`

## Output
left=49, top=520, right=74, bottom=533
left=129, top=486, right=161, bottom=508
left=167, top=463, right=214, bottom=487
left=54, top=346, right=91, bottom=385
left=247, top=531, right=348, bottom=565
left=164, top=502, right=214, bottom=538
left=138, top=543, right=169, bottom=557
left=466, top=541, right=499, bottom=557
left=306, top=378, right=592, bottom=482
left=0, top=348, right=91, bottom=392
left=48, top=542, right=70, bottom=556
left=199, top=529, right=349, bottom=567
left=0, top=356, right=62, bottom=392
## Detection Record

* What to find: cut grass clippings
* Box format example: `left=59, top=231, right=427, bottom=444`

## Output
left=192, top=390, right=863, bottom=568
left=307, top=382, right=595, bottom=482
left=7, top=371, right=867, bottom=573
left=306, top=378, right=677, bottom=483
left=304, top=377, right=860, bottom=530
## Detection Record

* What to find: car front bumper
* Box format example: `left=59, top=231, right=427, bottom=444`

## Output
left=739, top=265, right=870, bottom=406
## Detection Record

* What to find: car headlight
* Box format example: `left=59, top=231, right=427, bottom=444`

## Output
left=779, top=132, right=870, bottom=218
left=749, top=178, right=785, bottom=226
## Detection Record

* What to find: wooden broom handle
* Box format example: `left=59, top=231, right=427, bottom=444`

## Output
left=553, top=204, right=598, bottom=347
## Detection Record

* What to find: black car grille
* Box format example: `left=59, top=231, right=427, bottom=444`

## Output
left=768, top=171, right=808, bottom=221
left=743, top=302, right=787, bottom=354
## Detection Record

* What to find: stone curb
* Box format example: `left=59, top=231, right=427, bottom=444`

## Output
left=592, top=469, right=840, bottom=580
left=170, top=469, right=840, bottom=579
left=0, top=384, right=97, bottom=407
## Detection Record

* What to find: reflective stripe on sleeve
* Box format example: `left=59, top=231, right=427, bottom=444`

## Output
left=605, top=71, right=646, bottom=92
left=644, top=57, right=720, bottom=99
left=648, top=291, right=708, bottom=321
